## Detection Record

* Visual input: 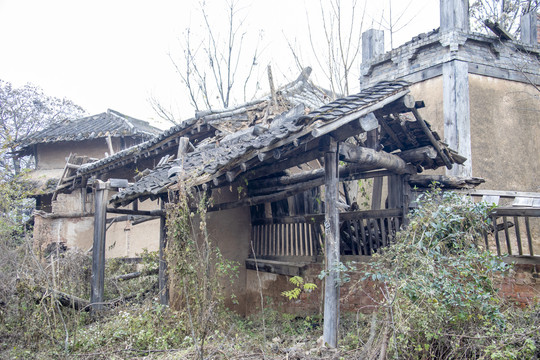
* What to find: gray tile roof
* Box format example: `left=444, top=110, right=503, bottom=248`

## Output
left=17, top=109, right=160, bottom=152
left=71, top=68, right=332, bottom=180
left=112, top=80, right=458, bottom=207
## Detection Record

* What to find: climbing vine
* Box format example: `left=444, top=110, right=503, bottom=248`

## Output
left=165, top=185, right=238, bottom=360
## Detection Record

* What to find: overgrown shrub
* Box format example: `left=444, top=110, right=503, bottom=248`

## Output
left=347, top=187, right=539, bottom=359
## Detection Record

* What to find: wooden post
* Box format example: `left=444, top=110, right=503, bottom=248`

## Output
left=361, top=29, right=384, bottom=63
left=440, top=0, right=469, bottom=33
left=323, top=137, right=339, bottom=348
left=267, top=65, right=277, bottom=107
left=159, top=200, right=169, bottom=305
left=91, top=180, right=109, bottom=311
left=521, top=11, right=538, bottom=46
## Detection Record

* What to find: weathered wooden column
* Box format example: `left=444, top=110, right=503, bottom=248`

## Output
left=440, top=0, right=469, bottom=32
left=521, top=11, right=539, bottom=46
left=91, top=180, right=108, bottom=311
left=159, top=199, right=169, bottom=305
left=441, top=0, right=472, bottom=177
left=323, top=137, right=340, bottom=347
left=360, top=29, right=384, bottom=90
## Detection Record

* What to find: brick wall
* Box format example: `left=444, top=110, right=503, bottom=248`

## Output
left=496, top=263, right=540, bottom=307
left=244, top=259, right=539, bottom=316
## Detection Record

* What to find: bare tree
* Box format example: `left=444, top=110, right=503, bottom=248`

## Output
left=0, top=80, right=86, bottom=174
left=303, top=0, right=367, bottom=97
left=374, top=0, right=420, bottom=49
left=470, top=0, right=539, bottom=35
left=172, top=0, right=260, bottom=114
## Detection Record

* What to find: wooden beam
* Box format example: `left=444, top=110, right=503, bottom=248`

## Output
left=106, top=133, right=115, bottom=156
left=409, top=174, right=485, bottom=189
left=242, top=147, right=321, bottom=181
left=378, top=93, right=415, bottom=114
left=323, top=137, right=339, bottom=348
left=209, top=177, right=324, bottom=212
left=397, top=145, right=438, bottom=164
left=249, top=166, right=392, bottom=197
left=339, top=142, right=415, bottom=174
left=106, top=208, right=165, bottom=216
left=411, top=107, right=454, bottom=170
left=326, top=112, right=379, bottom=142
left=91, top=180, right=108, bottom=311
left=378, top=115, right=405, bottom=149
left=372, top=177, right=383, bottom=210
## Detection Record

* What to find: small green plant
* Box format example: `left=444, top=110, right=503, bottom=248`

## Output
left=281, top=276, right=317, bottom=300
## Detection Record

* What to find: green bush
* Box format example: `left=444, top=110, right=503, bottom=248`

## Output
left=347, top=187, right=538, bottom=359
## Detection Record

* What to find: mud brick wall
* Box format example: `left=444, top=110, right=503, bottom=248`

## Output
left=243, top=260, right=539, bottom=317
left=496, top=263, right=540, bottom=307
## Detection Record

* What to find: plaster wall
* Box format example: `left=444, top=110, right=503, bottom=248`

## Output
left=35, top=189, right=161, bottom=258
left=206, top=186, right=252, bottom=315
left=34, top=215, right=94, bottom=254
left=407, top=74, right=540, bottom=193
left=36, top=140, right=109, bottom=169
left=468, top=74, right=540, bottom=192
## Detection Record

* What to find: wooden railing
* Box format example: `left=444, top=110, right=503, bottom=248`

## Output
left=339, top=209, right=403, bottom=256
left=250, top=209, right=403, bottom=259
left=487, top=207, right=539, bottom=256
left=457, top=190, right=540, bottom=257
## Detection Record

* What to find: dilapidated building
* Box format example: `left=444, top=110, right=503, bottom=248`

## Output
left=21, top=0, right=539, bottom=322
left=15, top=109, right=161, bottom=255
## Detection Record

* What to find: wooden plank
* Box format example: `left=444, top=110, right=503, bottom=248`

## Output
left=296, top=224, right=306, bottom=256
left=302, top=223, right=307, bottom=256
left=287, top=223, right=292, bottom=256
left=512, top=197, right=534, bottom=207
left=380, top=218, right=387, bottom=247
left=372, top=176, right=383, bottom=210
left=457, top=189, right=540, bottom=199
left=266, top=224, right=271, bottom=256
left=372, top=219, right=381, bottom=250
left=525, top=217, right=533, bottom=256
left=52, top=153, right=74, bottom=200
left=360, top=220, right=368, bottom=254
left=483, top=229, right=489, bottom=251
left=514, top=217, right=523, bottom=256
left=503, top=216, right=512, bottom=255
left=106, top=133, right=115, bottom=156
left=493, top=216, right=501, bottom=256
left=492, top=208, right=540, bottom=217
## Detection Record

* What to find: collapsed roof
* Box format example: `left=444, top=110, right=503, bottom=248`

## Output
left=57, top=68, right=333, bottom=191
left=111, top=80, right=465, bottom=207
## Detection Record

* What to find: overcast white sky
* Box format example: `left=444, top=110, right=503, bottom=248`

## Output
left=0, top=0, right=439, bottom=128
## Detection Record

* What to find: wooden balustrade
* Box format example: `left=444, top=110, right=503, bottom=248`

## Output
left=250, top=209, right=403, bottom=258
